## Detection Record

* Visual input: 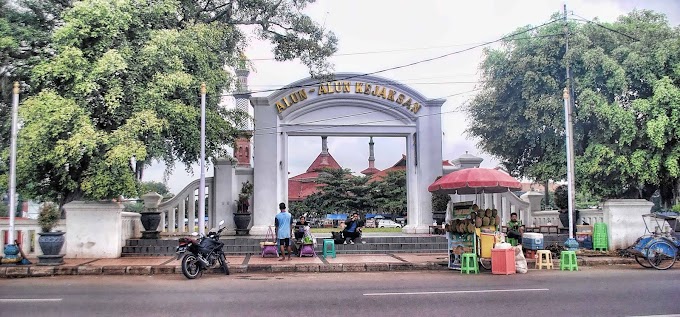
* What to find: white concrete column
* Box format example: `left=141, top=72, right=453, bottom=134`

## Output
left=404, top=133, right=422, bottom=233
left=214, top=159, right=237, bottom=234
left=603, top=199, right=654, bottom=250
left=65, top=201, right=124, bottom=258
left=279, top=132, right=289, bottom=206
left=251, top=97, right=280, bottom=235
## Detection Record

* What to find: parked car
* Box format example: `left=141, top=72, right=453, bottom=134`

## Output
left=378, top=219, right=402, bottom=228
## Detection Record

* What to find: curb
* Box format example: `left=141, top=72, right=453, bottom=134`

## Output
left=0, top=257, right=637, bottom=278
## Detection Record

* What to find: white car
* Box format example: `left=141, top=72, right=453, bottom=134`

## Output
left=378, top=219, right=402, bottom=228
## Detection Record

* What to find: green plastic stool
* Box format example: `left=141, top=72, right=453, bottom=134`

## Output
left=460, top=253, right=479, bottom=274
left=322, top=239, right=336, bottom=258
left=507, top=238, right=518, bottom=246
left=593, top=223, right=608, bottom=251
left=560, top=251, right=578, bottom=271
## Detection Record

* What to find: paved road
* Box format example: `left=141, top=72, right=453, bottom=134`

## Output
left=1, top=266, right=679, bottom=317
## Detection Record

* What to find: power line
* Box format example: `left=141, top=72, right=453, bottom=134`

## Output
left=570, top=14, right=640, bottom=41
left=248, top=34, right=560, bottom=61
left=219, top=19, right=561, bottom=98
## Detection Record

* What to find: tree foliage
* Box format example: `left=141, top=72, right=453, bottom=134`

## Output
left=467, top=11, right=680, bottom=206
left=2, top=0, right=336, bottom=206
left=290, top=169, right=408, bottom=218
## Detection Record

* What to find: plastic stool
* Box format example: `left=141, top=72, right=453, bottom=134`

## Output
left=535, top=250, right=553, bottom=269
left=507, top=238, right=518, bottom=246
left=593, top=223, right=608, bottom=251
left=460, top=253, right=479, bottom=274
left=560, top=251, right=578, bottom=271
left=322, top=239, right=336, bottom=258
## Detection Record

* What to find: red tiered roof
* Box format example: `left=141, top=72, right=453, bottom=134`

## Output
left=288, top=152, right=341, bottom=201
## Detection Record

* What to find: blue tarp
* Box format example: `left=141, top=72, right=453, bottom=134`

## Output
left=326, top=214, right=348, bottom=220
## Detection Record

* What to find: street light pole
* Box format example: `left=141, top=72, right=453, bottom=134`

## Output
left=563, top=4, right=579, bottom=250
left=198, top=83, right=206, bottom=235
left=3, top=82, right=21, bottom=261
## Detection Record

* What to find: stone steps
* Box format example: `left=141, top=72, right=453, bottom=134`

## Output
left=121, top=236, right=449, bottom=257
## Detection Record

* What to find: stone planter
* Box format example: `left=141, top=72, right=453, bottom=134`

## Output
left=38, top=231, right=65, bottom=265
left=234, top=213, right=252, bottom=235
left=140, top=212, right=162, bottom=239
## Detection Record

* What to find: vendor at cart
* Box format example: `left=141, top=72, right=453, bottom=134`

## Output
left=507, top=212, right=524, bottom=240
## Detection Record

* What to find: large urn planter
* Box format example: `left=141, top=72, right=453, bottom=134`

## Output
left=38, top=231, right=65, bottom=265
left=234, top=213, right=251, bottom=235
left=140, top=211, right=162, bottom=239
left=141, top=192, right=163, bottom=239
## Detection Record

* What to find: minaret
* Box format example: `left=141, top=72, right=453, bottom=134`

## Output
left=361, top=136, right=380, bottom=176
left=233, top=54, right=252, bottom=167
left=320, top=136, right=329, bottom=165
left=368, top=136, right=375, bottom=169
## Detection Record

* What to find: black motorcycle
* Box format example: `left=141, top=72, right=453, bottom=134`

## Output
left=176, top=220, right=229, bottom=279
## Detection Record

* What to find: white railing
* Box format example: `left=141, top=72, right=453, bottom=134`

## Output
left=0, top=218, right=66, bottom=256
left=121, top=212, right=142, bottom=246
left=158, top=177, right=214, bottom=236
left=531, top=210, right=561, bottom=226
left=579, top=208, right=604, bottom=225
left=529, top=209, right=603, bottom=227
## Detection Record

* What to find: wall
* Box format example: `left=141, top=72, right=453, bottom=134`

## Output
left=603, top=199, right=653, bottom=250
left=65, top=201, right=124, bottom=258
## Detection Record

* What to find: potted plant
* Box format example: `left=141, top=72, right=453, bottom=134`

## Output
left=234, top=181, right=253, bottom=235
left=37, top=202, right=65, bottom=265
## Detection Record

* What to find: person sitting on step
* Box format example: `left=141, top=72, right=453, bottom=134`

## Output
left=343, top=213, right=364, bottom=244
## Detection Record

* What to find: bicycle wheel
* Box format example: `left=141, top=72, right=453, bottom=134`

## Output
left=647, top=240, right=677, bottom=270
left=634, top=255, right=652, bottom=268
left=479, top=258, right=491, bottom=270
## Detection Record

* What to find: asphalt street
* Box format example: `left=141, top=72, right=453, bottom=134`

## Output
left=1, top=266, right=679, bottom=317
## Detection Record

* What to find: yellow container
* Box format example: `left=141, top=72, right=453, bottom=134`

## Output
left=479, top=232, right=496, bottom=258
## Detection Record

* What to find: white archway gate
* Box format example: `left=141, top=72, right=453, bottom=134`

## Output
left=249, top=73, right=444, bottom=235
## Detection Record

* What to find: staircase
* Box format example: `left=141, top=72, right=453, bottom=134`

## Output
left=121, top=235, right=448, bottom=257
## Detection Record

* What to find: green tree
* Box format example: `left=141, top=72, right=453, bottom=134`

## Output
left=369, top=170, right=407, bottom=216
left=313, top=168, right=373, bottom=213
left=1, top=0, right=70, bottom=179
left=6, top=0, right=336, bottom=206
left=466, top=10, right=680, bottom=207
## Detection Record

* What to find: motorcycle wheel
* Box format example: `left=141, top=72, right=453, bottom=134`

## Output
left=181, top=254, right=202, bottom=279
left=218, top=253, right=230, bottom=275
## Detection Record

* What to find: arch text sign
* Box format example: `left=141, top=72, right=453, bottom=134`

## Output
left=273, top=81, right=422, bottom=114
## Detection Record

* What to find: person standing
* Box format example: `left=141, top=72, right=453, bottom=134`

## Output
left=343, top=213, right=364, bottom=244
left=275, top=202, right=293, bottom=261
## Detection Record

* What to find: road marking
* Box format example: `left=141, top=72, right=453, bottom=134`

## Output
left=364, top=288, right=549, bottom=296
left=0, top=298, right=63, bottom=303
left=627, top=315, right=680, bottom=317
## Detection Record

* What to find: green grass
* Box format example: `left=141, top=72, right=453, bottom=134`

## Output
left=310, top=227, right=402, bottom=234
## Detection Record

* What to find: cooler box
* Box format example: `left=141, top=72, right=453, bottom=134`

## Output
left=491, top=248, right=516, bottom=275
left=480, top=232, right=496, bottom=258
left=576, top=233, right=593, bottom=249
left=522, top=232, right=544, bottom=250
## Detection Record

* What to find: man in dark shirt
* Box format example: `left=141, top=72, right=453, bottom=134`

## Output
left=343, top=213, right=364, bottom=244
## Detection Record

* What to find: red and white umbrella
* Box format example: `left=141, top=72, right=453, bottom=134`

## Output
left=427, top=168, right=521, bottom=195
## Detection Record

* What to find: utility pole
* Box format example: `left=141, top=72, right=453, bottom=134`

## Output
left=3, top=82, right=20, bottom=261
left=563, top=4, right=579, bottom=250
left=198, top=83, right=206, bottom=235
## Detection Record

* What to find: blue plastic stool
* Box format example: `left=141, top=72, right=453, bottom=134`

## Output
left=322, top=239, right=336, bottom=258
left=460, top=253, right=479, bottom=274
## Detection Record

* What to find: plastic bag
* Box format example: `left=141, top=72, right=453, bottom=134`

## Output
left=514, top=245, right=528, bottom=274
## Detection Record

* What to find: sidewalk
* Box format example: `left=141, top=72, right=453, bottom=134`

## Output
left=0, top=253, right=637, bottom=278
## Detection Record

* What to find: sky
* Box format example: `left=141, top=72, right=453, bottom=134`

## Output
left=144, top=0, right=680, bottom=194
